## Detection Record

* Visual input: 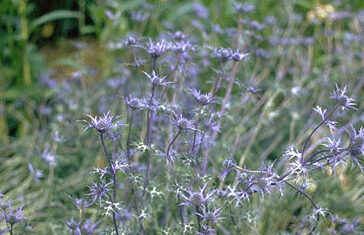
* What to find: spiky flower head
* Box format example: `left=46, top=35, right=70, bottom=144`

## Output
left=212, top=47, right=233, bottom=62
left=84, top=111, right=117, bottom=133
left=180, top=183, right=213, bottom=206
left=143, top=71, right=171, bottom=86
left=347, top=125, right=364, bottom=171
left=196, top=206, right=222, bottom=226
left=87, top=180, right=112, bottom=205
left=146, top=39, right=170, bottom=58
left=124, top=96, right=144, bottom=110
left=174, top=114, right=194, bottom=130
left=231, top=50, right=249, bottom=61
left=233, top=3, right=255, bottom=13
left=1, top=201, right=25, bottom=226
left=124, top=36, right=137, bottom=46
left=330, top=84, right=357, bottom=111
left=189, top=88, right=214, bottom=106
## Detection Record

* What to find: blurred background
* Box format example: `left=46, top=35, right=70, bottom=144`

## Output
left=0, top=0, right=363, bottom=234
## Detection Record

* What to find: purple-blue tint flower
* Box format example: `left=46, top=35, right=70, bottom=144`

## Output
left=143, top=71, right=171, bottom=86
left=171, top=41, right=194, bottom=53
left=124, top=96, right=145, bottom=110
left=65, top=217, right=81, bottom=234
left=189, top=88, right=214, bottom=106
left=131, top=11, right=149, bottom=22
left=193, top=3, right=209, bottom=19
left=146, top=39, right=170, bottom=58
left=330, top=84, right=357, bottom=110
left=180, top=183, right=213, bottom=207
left=81, top=219, right=101, bottom=234
left=87, top=180, right=112, bottom=205
left=1, top=201, right=25, bottom=226
left=173, top=31, right=186, bottom=41
left=211, top=47, right=233, bottom=62
left=231, top=50, right=249, bottom=62
left=173, top=114, right=194, bottom=131
left=124, top=36, right=137, bottom=46
left=84, top=111, right=117, bottom=133
left=233, top=3, right=255, bottom=13
left=347, top=125, right=364, bottom=171
left=196, top=206, right=222, bottom=226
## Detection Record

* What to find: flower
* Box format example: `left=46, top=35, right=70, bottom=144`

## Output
left=189, top=88, right=214, bottom=106
left=1, top=201, right=25, bottom=226
left=173, top=114, right=194, bottom=131
left=124, top=96, right=144, bottom=110
left=346, top=125, right=364, bottom=171
left=84, top=111, right=117, bottom=133
left=330, top=84, right=357, bottom=110
left=87, top=180, right=112, bottom=205
left=180, top=183, right=213, bottom=206
left=233, top=3, right=255, bottom=13
left=196, top=206, right=222, bottom=226
left=212, top=47, right=233, bottom=62
left=143, top=71, right=171, bottom=86
left=146, top=39, right=170, bottom=58
left=231, top=50, right=249, bottom=61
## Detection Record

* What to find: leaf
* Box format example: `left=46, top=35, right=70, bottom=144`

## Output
left=30, top=10, right=80, bottom=32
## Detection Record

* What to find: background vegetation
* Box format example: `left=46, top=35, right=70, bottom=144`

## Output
left=0, top=0, right=363, bottom=234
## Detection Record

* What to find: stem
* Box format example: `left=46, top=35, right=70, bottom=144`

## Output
left=303, top=149, right=331, bottom=164
left=195, top=206, right=202, bottom=232
left=143, top=84, right=156, bottom=197
left=301, top=104, right=339, bottom=160
left=285, top=181, right=318, bottom=209
left=191, top=106, right=203, bottom=158
left=127, top=110, right=134, bottom=158
left=10, top=224, right=13, bottom=235
left=100, top=133, right=119, bottom=235
left=166, top=129, right=181, bottom=159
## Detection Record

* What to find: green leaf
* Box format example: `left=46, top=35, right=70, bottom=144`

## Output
left=30, top=10, right=80, bottom=32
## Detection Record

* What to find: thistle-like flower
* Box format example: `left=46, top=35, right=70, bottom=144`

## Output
left=330, top=84, right=357, bottom=110
left=87, top=180, right=112, bottom=205
left=84, top=111, right=117, bottom=133
left=189, top=88, right=214, bottom=106
left=346, top=125, right=364, bottom=171
left=1, top=201, right=25, bottom=226
left=196, top=206, right=222, bottom=226
left=124, top=36, right=137, bottom=46
left=143, top=71, right=171, bottom=86
left=180, top=183, right=213, bottom=206
left=233, top=3, right=255, bottom=13
left=313, top=106, right=337, bottom=133
left=124, top=96, right=144, bottom=110
left=146, top=39, right=170, bottom=58
left=212, top=47, right=233, bottom=62
left=174, top=114, right=194, bottom=131
left=231, top=50, right=249, bottom=62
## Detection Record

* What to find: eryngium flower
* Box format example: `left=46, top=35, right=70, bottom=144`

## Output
left=231, top=50, right=249, bottom=61
left=233, top=3, right=255, bottom=13
left=212, top=47, right=233, bottom=62
left=330, top=84, right=357, bottom=110
left=84, top=111, right=117, bottom=133
left=347, top=125, right=364, bottom=171
left=174, top=114, right=194, bottom=130
left=143, top=71, right=171, bottom=86
left=124, top=36, right=137, bottom=46
left=196, top=206, right=222, bottom=226
left=87, top=180, right=112, bottom=205
left=146, top=39, right=170, bottom=58
left=124, top=96, right=144, bottom=110
left=1, top=201, right=25, bottom=226
left=180, top=183, right=213, bottom=206
left=189, top=88, right=214, bottom=106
